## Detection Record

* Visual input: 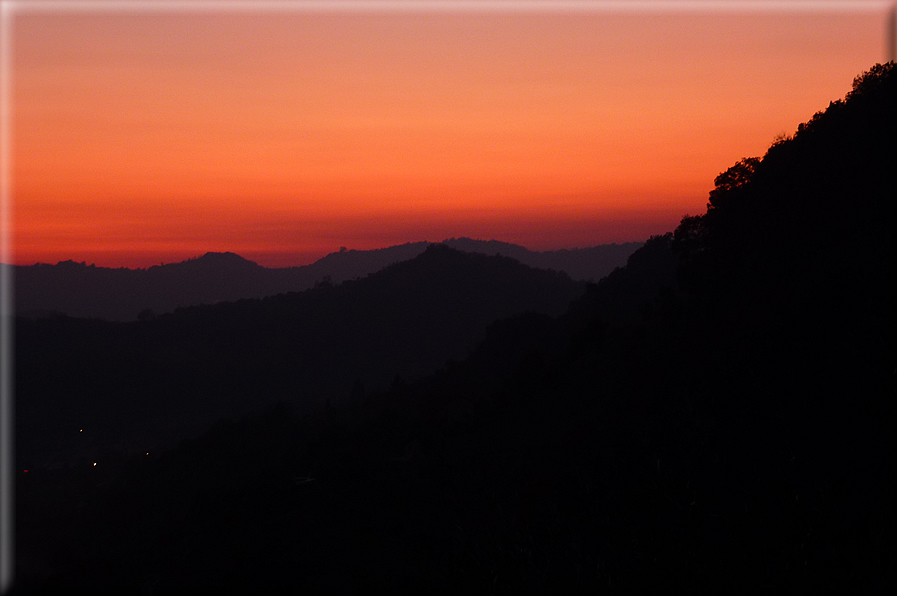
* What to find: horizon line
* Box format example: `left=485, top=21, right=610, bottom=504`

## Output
left=2, top=236, right=649, bottom=269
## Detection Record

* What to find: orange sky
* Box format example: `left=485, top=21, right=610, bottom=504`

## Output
left=6, top=1, right=891, bottom=267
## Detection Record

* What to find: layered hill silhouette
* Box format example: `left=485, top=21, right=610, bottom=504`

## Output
left=9, top=238, right=640, bottom=321
left=15, top=245, right=585, bottom=472
left=11, top=64, right=894, bottom=594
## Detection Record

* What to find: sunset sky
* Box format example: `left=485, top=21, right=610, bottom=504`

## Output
left=5, top=1, right=892, bottom=268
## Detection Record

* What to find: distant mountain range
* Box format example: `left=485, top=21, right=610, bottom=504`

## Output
left=15, top=244, right=587, bottom=467
left=8, top=238, right=640, bottom=321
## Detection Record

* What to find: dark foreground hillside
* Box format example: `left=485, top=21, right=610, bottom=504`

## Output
left=10, top=64, right=895, bottom=594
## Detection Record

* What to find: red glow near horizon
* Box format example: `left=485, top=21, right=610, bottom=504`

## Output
left=8, top=9, right=888, bottom=269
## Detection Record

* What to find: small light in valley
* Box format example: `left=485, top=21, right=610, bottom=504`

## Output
left=92, top=462, right=97, bottom=467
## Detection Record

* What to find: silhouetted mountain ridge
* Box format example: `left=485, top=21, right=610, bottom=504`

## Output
left=179, top=251, right=260, bottom=269
left=9, top=239, right=639, bottom=321
left=15, top=244, right=585, bottom=472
